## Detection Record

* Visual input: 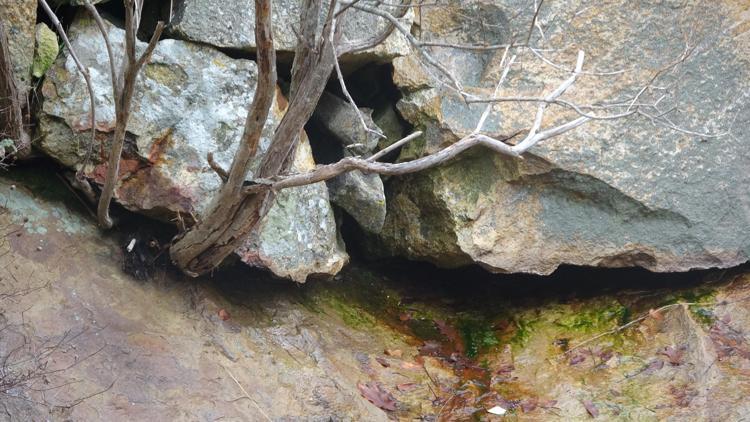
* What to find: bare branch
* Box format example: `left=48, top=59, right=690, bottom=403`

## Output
left=206, top=152, right=229, bottom=183
left=368, top=131, right=423, bottom=162
left=94, top=0, right=166, bottom=229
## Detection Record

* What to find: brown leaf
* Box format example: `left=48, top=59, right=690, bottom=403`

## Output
left=357, top=382, right=398, bottom=411
left=643, top=358, right=665, bottom=375
left=400, top=361, right=421, bottom=371
left=384, top=349, right=403, bottom=358
left=659, top=345, right=687, bottom=366
left=396, top=382, right=418, bottom=392
left=539, top=399, right=558, bottom=409
left=218, top=309, right=231, bottom=321
left=521, top=398, right=538, bottom=413
left=582, top=399, right=599, bottom=418
left=435, top=319, right=465, bottom=354
left=569, top=353, right=586, bottom=365
left=375, top=357, right=390, bottom=368
left=419, top=340, right=441, bottom=356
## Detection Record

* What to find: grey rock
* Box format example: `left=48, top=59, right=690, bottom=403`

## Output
left=375, top=0, right=750, bottom=274
left=328, top=170, right=386, bottom=233
left=169, top=0, right=412, bottom=64
left=312, top=92, right=387, bottom=233
left=313, top=91, right=382, bottom=154
left=37, top=15, right=347, bottom=282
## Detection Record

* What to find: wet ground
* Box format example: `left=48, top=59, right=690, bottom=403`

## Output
left=1, top=165, right=749, bottom=421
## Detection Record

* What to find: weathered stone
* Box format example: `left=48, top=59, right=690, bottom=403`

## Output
left=32, top=24, right=59, bottom=79
left=0, top=0, right=36, bottom=96
left=5, top=167, right=750, bottom=421
left=311, top=92, right=387, bottom=232
left=375, top=0, right=750, bottom=274
left=170, top=0, right=413, bottom=64
left=37, top=15, right=347, bottom=282
left=314, top=91, right=382, bottom=154
left=328, top=170, right=386, bottom=233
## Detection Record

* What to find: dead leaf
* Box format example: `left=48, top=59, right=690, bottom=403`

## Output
left=218, top=309, right=231, bottom=321
left=375, top=357, right=390, bottom=368
left=643, top=359, right=665, bottom=375
left=569, top=353, right=586, bottom=365
left=419, top=340, right=441, bottom=356
left=384, top=349, right=403, bottom=358
left=539, top=399, right=558, bottom=409
left=582, top=399, right=599, bottom=418
left=400, top=361, right=421, bottom=371
left=357, top=382, right=398, bottom=411
left=396, top=382, right=418, bottom=392
left=521, top=398, right=538, bottom=413
left=659, top=345, right=687, bottom=366
left=435, top=319, right=465, bottom=354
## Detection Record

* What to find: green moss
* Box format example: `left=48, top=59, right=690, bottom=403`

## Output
left=32, top=24, right=59, bottom=79
left=457, top=316, right=500, bottom=358
left=555, top=301, right=628, bottom=333
left=510, top=318, right=536, bottom=347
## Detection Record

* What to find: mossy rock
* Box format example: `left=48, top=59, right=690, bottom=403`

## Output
left=32, top=23, right=59, bottom=79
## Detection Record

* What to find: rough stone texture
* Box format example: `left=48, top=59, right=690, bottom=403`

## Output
left=374, top=0, right=750, bottom=274
left=0, top=173, right=404, bottom=421
left=36, top=16, right=347, bottom=282
left=312, top=92, right=387, bottom=233
left=0, top=0, right=36, bottom=97
left=32, top=23, right=59, bottom=79
left=329, top=170, right=387, bottom=233
left=314, top=91, right=382, bottom=154
left=5, top=170, right=750, bottom=420
left=170, top=0, right=413, bottom=64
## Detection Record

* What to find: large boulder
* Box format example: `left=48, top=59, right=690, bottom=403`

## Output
left=37, top=15, right=348, bottom=282
left=169, top=0, right=412, bottom=64
left=372, top=0, right=750, bottom=274
left=0, top=0, right=36, bottom=97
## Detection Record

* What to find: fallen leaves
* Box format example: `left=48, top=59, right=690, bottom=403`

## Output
left=384, top=348, right=403, bottom=358
left=357, top=381, right=398, bottom=411
left=582, top=399, right=599, bottom=418
left=396, top=382, right=418, bottom=393
left=375, top=356, right=390, bottom=368
left=659, top=345, right=687, bottom=366
left=709, top=316, right=750, bottom=360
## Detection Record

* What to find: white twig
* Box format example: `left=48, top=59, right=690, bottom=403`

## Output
left=368, top=131, right=423, bottom=161
left=512, top=50, right=588, bottom=153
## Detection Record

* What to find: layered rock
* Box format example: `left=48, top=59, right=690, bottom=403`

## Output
left=373, top=0, right=750, bottom=273
left=170, top=0, right=412, bottom=64
left=37, top=15, right=347, bottom=281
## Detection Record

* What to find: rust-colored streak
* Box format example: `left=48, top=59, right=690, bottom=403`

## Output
left=89, top=158, right=143, bottom=185
left=147, top=127, right=174, bottom=165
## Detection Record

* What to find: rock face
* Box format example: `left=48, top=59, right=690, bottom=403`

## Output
left=170, top=0, right=412, bottom=64
left=373, top=0, right=750, bottom=274
left=5, top=168, right=750, bottom=420
left=37, top=15, right=347, bottom=282
left=0, top=0, right=36, bottom=97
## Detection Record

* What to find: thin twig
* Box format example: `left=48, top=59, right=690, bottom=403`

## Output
left=222, top=365, right=271, bottom=422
